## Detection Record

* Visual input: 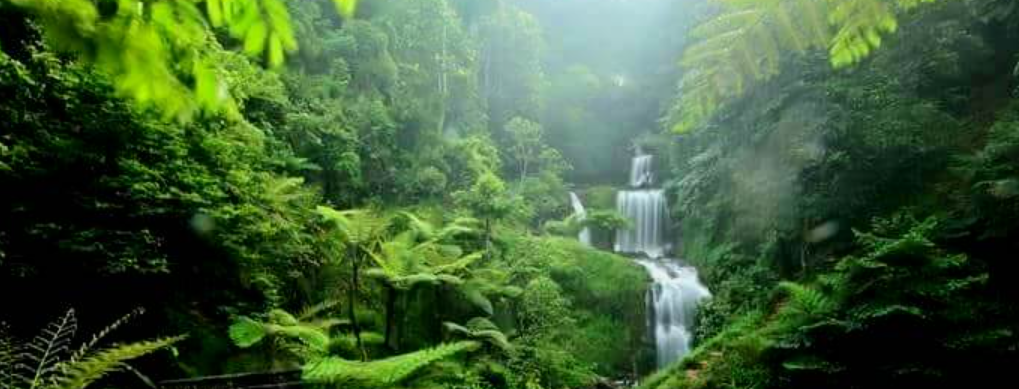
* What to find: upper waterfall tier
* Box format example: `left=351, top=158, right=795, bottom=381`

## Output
left=615, top=189, right=670, bottom=258
left=630, top=154, right=654, bottom=188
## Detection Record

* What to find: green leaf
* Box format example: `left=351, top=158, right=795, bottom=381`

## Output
left=332, top=0, right=359, bottom=18
left=228, top=317, right=266, bottom=348
left=303, top=342, right=477, bottom=387
left=53, top=337, right=183, bottom=389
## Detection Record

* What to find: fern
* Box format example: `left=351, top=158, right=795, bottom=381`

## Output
left=53, top=337, right=183, bottom=389
left=228, top=317, right=268, bottom=349
left=443, top=318, right=511, bottom=352
left=302, top=341, right=478, bottom=388
left=2, top=0, right=360, bottom=120
left=3, top=309, right=180, bottom=389
left=316, top=206, right=387, bottom=248
left=68, top=309, right=145, bottom=366
left=227, top=316, right=329, bottom=354
left=1, top=323, right=16, bottom=389
left=18, top=310, right=78, bottom=389
left=298, top=300, right=342, bottom=321
left=674, top=0, right=941, bottom=133
left=782, top=281, right=836, bottom=316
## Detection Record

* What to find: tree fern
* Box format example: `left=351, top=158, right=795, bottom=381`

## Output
left=316, top=207, right=387, bottom=249
left=302, top=341, right=478, bottom=388
left=674, top=0, right=941, bottom=133
left=443, top=318, right=511, bottom=352
left=227, top=315, right=330, bottom=355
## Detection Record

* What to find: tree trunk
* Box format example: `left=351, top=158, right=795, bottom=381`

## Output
left=384, top=284, right=397, bottom=351
left=433, top=285, right=444, bottom=341
left=484, top=218, right=493, bottom=260
left=348, top=247, right=365, bottom=360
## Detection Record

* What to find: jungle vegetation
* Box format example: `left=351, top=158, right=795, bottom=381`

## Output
left=2, top=1, right=1018, bottom=389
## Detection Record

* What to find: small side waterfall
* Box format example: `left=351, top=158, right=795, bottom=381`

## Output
left=569, top=192, right=592, bottom=246
left=614, top=149, right=711, bottom=369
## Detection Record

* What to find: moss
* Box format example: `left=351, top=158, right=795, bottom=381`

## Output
left=581, top=185, right=617, bottom=210
left=499, top=233, right=652, bottom=378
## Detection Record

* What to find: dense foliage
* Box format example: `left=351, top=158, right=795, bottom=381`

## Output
left=650, top=0, right=1019, bottom=388
left=3, top=0, right=1019, bottom=389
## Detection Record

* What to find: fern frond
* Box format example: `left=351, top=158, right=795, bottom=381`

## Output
left=1, top=323, right=16, bottom=389
left=50, top=336, right=183, bottom=389
left=298, top=300, right=342, bottom=321
left=303, top=341, right=478, bottom=388
left=268, top=310, right=299, bottom=326
left=779, top=281, right=836, bottom=317
left=19, top=309, right=78, bottom=389
left=673, top=0, right=941, bottom=133
left=399, top=212, right=437, bottom=241
left=267, top=325, right=329, bottom=353
left=432, top=252, right=483, bottom=274
left=460, top=282, right=494, bottom=316
left=68, top=308, right=145, bottom=366
left=316, top=207, right=387, bottom=246
left=228, top=317, right=267, bottom=348
left=443, top=319, right=511, bottom=352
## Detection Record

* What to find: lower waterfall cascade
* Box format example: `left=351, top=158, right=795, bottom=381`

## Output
left=615, top=150, right=711, bottom=369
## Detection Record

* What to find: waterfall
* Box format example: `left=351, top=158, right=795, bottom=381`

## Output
left=613, top=149, right=711, bottom=368
left=569, top=192, right=592, bottom=246
left=637, top=260, right=711, bottom=368
left=614, top=189, right=670, bottom=258
left=630, top=154, right=654, bottom=187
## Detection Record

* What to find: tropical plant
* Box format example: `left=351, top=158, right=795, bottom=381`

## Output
left=316, top=206, right=388, bottom=360
left=228, top=307, right=479, bottom=389
left=0, top=0, right=359, bottom=120
left=443, top=317, right=512, bottom=353
left=366, top=212, right=483, bottom=349
left=0, top=309, right=181, bottom=389
left=301, top=341, right=478, bottom=388
left=673, top=0, right=942, bottom=133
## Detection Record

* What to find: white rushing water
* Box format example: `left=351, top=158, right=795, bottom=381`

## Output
left=637, top=260, right=712, bottom=368
left=568, top=191, right=592, bottom=246
left=613, top=150, right=711, bottom=368
left=614, top=189, right=670, bottom=258
left=630, top=154, right=654, bottom=188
